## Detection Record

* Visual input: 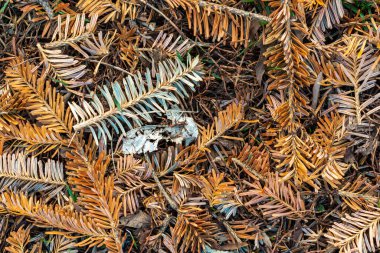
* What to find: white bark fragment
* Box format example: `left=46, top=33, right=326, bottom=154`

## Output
left=122, top=113, right=198, bottom=154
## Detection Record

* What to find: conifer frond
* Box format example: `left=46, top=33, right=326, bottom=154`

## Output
left=329, top=38, right=380, bottom=125
left=69, top=56, right=202, bottom=145
left=263, top=0, right=316, bottom=185
left=264, top=0, right=311, bottom=128
left=114, top=156, right=147, bottom=216
left=76, top=0, right=139, bottom=23
left=229, top=144, right=270, bottom=181
left=311, top=113, right=350, bottom=188
left=37, top=44, right=89, bottom=88
left=139, top=31, right=193, bottom=75
left=272, top=131, right=316, bottom=186
left=144, top=231, right=176, bottom=253
left=0, top=91, right=25, bottom=132
left=46, top=14, right=114, bottom=58
left=0, top=192, right=116, bottom=250
left=114, top=156, right=146, bottom=216
left=241, top=173, right=306, bottom=219
left=165, top=0, right=270, bottom=47
left=326, top=209, right=380, bottom=253
left=49, top=235, right=78, bottom=253
left=0, top=153, right=66, bottom=201
left=145, top=145, right=182, bottom=177
left=150, top=31, right=192, bottom=57
left=173, top=205, right=220, bottom=252
left=120, top=42, right=139, bottom=70
left=118, top=27, right=139, bottom=70
left=309, top=0, right=344, bottom=42
left=201, top=170, right=242, bottom=219
left=65, top=150, right=123, bottom=252
left=143, top=193, right=168, bottom=226
left=226, top=220, right=272, bottom=249
left=178, top=102, right=243, bottom=166
left=338, top=176, right=378, bottom=211
left=46, top=14, right=98, bottom=49
left=5, top=226, right=33, bottom=253
left=173, top=172, right=202, bottom=194
left=268, top=95, right=310, bottom=130
left=114, top=174, right=145, bottom=216
left=80, top=31, right=116, bottom=57
left=114, top=155, right=145, bottom=179
left=322, top=37, right=380, bottom=159
left=5, top=58, right=73, bottom=134
left=1, top=121, right=68, bottom=156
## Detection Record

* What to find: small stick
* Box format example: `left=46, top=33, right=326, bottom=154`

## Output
left=34, top=0, right=54, bottom=19
left=198, top=1, right=272, bottom=22
left=151, top=169, right=178, bottom=210
left=83, top=59, right=133, bottom=75
left=141, top=0, right=211, bottom=48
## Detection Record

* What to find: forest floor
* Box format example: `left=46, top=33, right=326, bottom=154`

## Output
left=0, top=0, right=379, bottom=252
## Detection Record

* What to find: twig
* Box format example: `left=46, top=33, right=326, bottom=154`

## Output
left=83, top=59, right=132, bottom=75
left=33, top=0, right=54, bottom=19
left=198, top=1, right=271, bottom=22
left=151, top=169, right=178, bottom=210
left=142, top=1, right=186, bottom=38
left=140, top=0, right=211, bottom=48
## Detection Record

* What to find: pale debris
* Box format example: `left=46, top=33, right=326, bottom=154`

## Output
left=122, top=112, right=198, bottom=155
